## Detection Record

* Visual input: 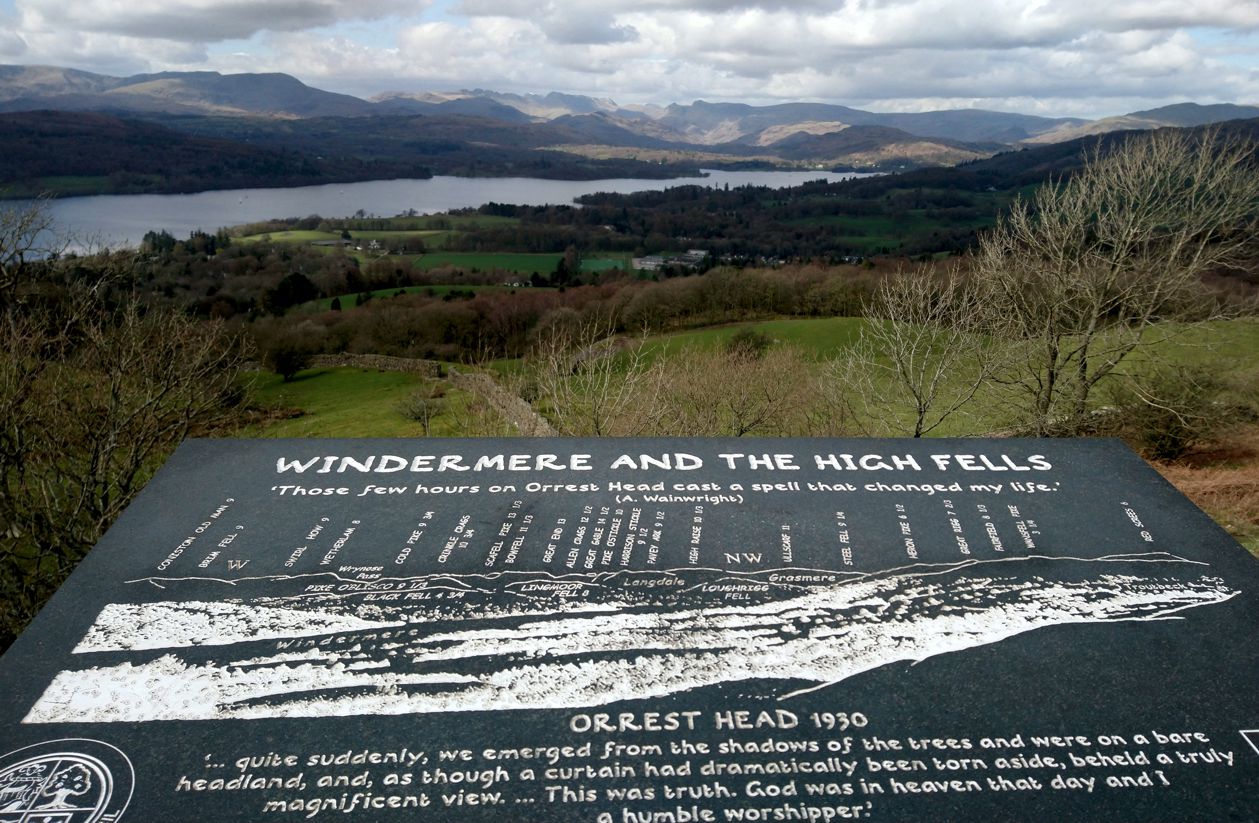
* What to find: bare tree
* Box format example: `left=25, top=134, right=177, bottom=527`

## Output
left=0, top=204, right=247, bottom=649
left=842, top=266, right=996, bottom=437
left=0, top=195, right=59, bottom=310
left=533, top=321, right=849, bottom=438
left=974, top=128, right=1259, bottom=432
left=531, top=318, right=653, bottom=436
left=1, top=302, right=245, bottom=645
left=645, top=344, right=818, bottom=437
left=398, top=389, right=444, bottom=436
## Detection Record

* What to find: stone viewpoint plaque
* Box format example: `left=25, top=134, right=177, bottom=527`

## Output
left=2, top=437, right=1258, bottom=822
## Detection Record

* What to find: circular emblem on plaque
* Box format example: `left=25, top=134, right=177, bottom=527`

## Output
left=0, top=739, right=133, bottom=823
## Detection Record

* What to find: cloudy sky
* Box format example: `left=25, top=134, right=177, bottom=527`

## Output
left=1, top=0, right=1257, bottom=118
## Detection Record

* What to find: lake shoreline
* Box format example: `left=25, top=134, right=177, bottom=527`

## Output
left=0, top=164, right=739, bottom=203
left=17, top=170, right=875, bottom=250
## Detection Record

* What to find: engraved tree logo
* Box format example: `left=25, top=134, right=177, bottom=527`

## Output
left=0, top=741, right=133, bottom=823
left=38, top=763, right=92, bottom=808
left=0, top=759, right=101, bottom=822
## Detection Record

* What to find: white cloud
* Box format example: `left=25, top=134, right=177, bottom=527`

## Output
left=16, top=0, right=424, bottom=42
left=0, top=22, right=27, bottom=59
left=13, top=28, right=210, bottom=75
left=541, top=16, right=638, bottom=46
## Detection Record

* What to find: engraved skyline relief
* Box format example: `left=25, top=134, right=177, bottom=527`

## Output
left=24, top=553, right=1236, bottom=723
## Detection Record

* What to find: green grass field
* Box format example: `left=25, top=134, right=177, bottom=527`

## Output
left=416, top=232, right=458, bottom=249
left=647, top=317, right=868, bottom=360
left=651, top=316, right=1259, bottom=366
left=242, top=368, right=431, bottom=437
left=1144, top=318, right=1259, bottom=367
left=384, top=214, right=519, bottom=230
left=582, top=256, right=632, bottom=273
left=233, top=213, right=520, bottom=245
left=236, top=230, right=342, bottom=243
left=240, top=367, right=506, bottom=438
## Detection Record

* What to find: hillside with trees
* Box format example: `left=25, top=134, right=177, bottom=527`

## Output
left=0, top=111, right=434, bottom=197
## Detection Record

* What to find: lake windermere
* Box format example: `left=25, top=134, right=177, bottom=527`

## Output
left=35, top=170, right=870, bottom=249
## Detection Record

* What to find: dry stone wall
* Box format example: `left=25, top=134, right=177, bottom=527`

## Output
left=449, top=369, right=557, bottom=437
left=306, top=354, right=441, bottom=377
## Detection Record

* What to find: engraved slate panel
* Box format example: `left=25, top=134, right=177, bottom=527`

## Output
left=1, top=437, right=1257, bottom=822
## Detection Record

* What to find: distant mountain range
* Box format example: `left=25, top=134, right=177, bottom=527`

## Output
left=0, top=64, right=377, bottom=118
left=2, top=63, right=1257, bottom=197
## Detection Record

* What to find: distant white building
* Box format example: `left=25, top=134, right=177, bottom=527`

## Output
left=632, top=255, right=666, bottom=271
left=632, top=250, right=708, bottom=272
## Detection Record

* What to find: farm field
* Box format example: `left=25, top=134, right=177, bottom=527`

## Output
left=407, top=251, right=627, bottom=274
left=236, top=229, right=341, bottom=243
left=582, top=256, right=632, bottom=272
left=234, top=213, right=521, bottom=246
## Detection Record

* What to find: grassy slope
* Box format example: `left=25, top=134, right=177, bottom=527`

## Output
left=236, top=230, right=341, bottom=243
left=649, top=316, right=1259, bottom=371
left=658, top=315, right=1259, bottom=422
left=241, top=368, right=502, bottom=438
left=242, top=368, right=429, bottom=437
left=648, top=317, right=867, bottom=359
